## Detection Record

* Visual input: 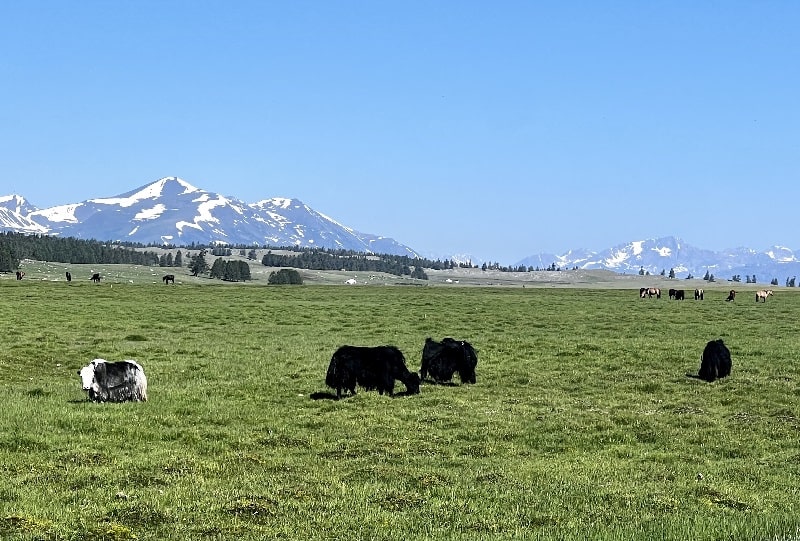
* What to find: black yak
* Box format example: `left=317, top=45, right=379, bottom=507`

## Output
left=697, top=339, right=732, bottom=382
left=325, top=345, right=420, bottom=399
left=420, top=337, right=478, bottom=384
left=726, top=290, right=736, bottom=302
left=163, top=274, right=175, bottom=284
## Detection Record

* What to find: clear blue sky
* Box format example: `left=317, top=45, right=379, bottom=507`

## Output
left=2, top=1, right=797, bottom=263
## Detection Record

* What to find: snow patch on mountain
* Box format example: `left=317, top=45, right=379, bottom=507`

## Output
left=134, top=204, right=166, bottom=221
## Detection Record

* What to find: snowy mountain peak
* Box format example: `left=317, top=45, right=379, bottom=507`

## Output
left=0, top=177, right=418, bottom=257
left=0, top=194, right=36, bottom=214
left=517, top=236, right=800, bottom=283
left=89, top=176, right=202, bottom=208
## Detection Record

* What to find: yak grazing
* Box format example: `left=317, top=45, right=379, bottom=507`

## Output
left=77, top=359, right=148, bottom=402
left=325, top=345, right=420, bottom=399
left=420, top=337, right=478, bottom=384
left=697, top=339, right=732, bottom=382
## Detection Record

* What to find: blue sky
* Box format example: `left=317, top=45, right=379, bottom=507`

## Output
left=1, top=1, right=798, bottom=263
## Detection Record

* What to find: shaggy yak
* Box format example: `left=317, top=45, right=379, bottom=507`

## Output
left=420, top=337, right=478, bottom=384
left=325, top=345, right=420, bottom=399
left=77, top=359, right=148, bottom=402
left=697, top=339, right=732, bottom=383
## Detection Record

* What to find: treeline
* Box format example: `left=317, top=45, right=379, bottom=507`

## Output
left=259, top=248, right=438, bottom=279
left=0, top=232, right=161, bottom=272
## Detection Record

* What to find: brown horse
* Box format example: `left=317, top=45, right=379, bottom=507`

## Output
left=755, top=289, right=773, bottom=302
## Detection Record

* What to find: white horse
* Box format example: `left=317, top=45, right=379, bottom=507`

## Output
left=756, top=290, right=773, bottom=302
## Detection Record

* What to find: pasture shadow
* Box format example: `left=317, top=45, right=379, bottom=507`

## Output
left=686, top=373, right=719, bottom=382
left=308, top=390, right=419, bottom=400
left=309, top=391, right=339, bottom=401
left=420, top=379, right=458, bottom=387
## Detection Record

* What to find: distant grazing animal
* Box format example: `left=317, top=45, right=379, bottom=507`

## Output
left=641, top=287, right=660, bottom=299
left=420, top=337, right=478, bottom=384
left=15, top=271, right=24, bottom=280
left=639, top=287, right=646, bottom=298
left=77, top=359, right=148, bottom=402
left=697, top=339, right=732, bottom=382
left=694, top=288, right=704, bottom=300
left=66, top=271, right=72, bottom=282
left=756, top=289, right=773, bottom=302
left=725, top=290, right=736, bottom=302
left=325, top=345, right=420, bottom=399
left=90, top=273, right=101, bottom=283
left=673, top=289, right=685, bottom=301
left=668, top=288, right=677, bottom=299
left=162, top=274, right=175, bottom=284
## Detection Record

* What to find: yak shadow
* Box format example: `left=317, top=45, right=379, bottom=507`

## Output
left=309, top=391, right=339, bottom=401
left=420, top=379, right=458, bottom=387
left=309, top=389, right=419, bottom=400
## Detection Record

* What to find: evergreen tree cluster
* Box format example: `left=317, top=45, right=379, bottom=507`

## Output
left=209, top=258, right=251, bottom=282
left=268, top=268, right=304, bottom=285
left=0, top=232, right=160, bottom=272
left=259, top=248, right=444, bottom=279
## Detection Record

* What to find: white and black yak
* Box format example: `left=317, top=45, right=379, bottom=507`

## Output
left=697, top=339, right=732, bottom=382
left=420, top=337, right=478, bottom=384
left=325, top=345, right=420, bottom=399
left=77, top=359, right=148, bottom=402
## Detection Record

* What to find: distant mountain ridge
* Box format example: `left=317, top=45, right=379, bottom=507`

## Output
left=1, top=180, right=797, bottom=282
left=0, top=177, right=419, bottom=257
left=516, top=237, right=800, bottom=284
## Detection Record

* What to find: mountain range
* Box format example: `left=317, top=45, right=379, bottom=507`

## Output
left=516, top=237, right=800, bottom=284
left=0, top=177, right=418, bottom=257
left=1, top=177, right=798, bottom=283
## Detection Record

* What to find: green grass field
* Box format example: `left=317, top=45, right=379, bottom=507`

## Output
left=1, top=270, right=799, bottom=540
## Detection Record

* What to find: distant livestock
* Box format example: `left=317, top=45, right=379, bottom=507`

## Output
left=697, top=339, right=732, bottom=382
left=325, top=345, right=420, bottom=399
left=77, top=359, right=148, bottom=402
left=15, top=271, right=24, bottom=280
left=90, top=273, right=101, bottom=283
left=756, top=289, right=773, bottom=302
left=668, top=288, right=677, bottom=299
left=66, top=271, right=72, bottom=282
left=162, top=274, right=175, bottom=284
left=694, top=288, right=704, bottom=300
left=726, top=290, right=736, bottom=302
left=420, top=337, right=478, bottom=384
left=640, top=287, right=660, bottom=299
left=673, top=289, right=685, bottom=301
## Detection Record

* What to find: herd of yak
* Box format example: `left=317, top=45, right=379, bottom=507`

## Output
left=71, top=282, right=766, bottom=403
left=76, top=333, right=732, bottom=403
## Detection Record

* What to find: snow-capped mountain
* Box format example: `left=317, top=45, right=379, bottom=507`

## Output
left=517, top=237, right=800, bottom=283
left=0, top=177, right=419, bottom=256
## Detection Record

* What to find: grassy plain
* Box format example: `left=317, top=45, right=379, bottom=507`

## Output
left=1, top=265, right=799, bottom=540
